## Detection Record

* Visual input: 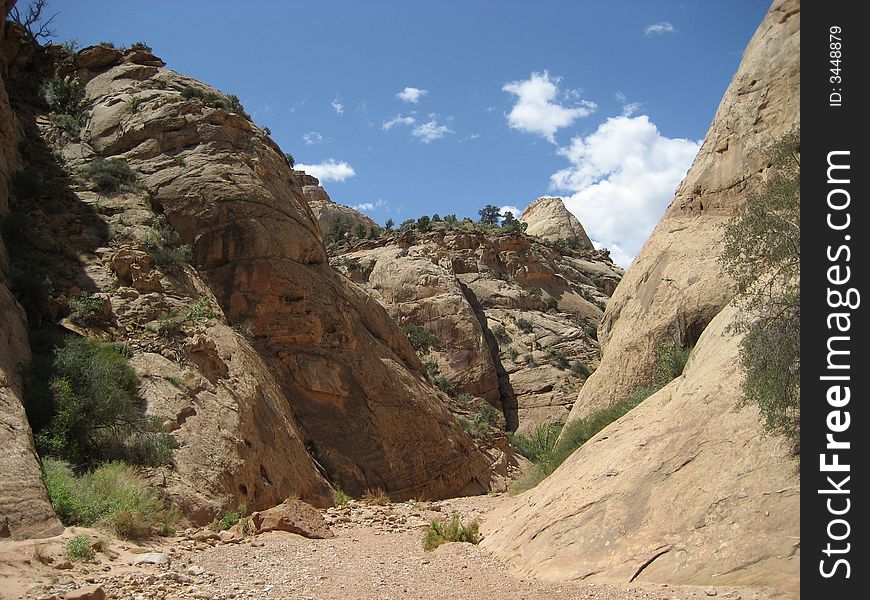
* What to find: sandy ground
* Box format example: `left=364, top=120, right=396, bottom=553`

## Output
left=1, top=494, right=794, bottom=600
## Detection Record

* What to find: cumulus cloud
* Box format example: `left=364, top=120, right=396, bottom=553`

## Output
left=382, top=114, right=416, bottom=130
left=644, top=22, right=675, bottom=35
left=500, top=205, right=524, bottom=220
left=411, top=118, right=453, bottom=143
left=331, top=99, right=344, bottom=114
left=550, top=115, right=700, bottom=267
left=502, top=71, right=596, bottom=143
left=303, top=131, right=324, bottom=145
left=615, top=92, right=642, bottom=117
left=396, top=87, right=428, bottom=104
left=296, top=159, right=357, bottom=182
left=352, top=199, right=385, bottom=212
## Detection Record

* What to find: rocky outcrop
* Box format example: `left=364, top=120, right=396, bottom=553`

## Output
left=332, top=228, right=622, bottom=433
left=520, top=197, right=592, bottom=248
left=482, top=0, right=800, bottom=590
left=0, top=10, right=65, bottom=540
left=297, top=171, right=379, bottom=240
left=5, top=41, right=492, bottom=515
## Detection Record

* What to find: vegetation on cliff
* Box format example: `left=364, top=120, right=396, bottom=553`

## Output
left=722, top=129, right=800, bottom=447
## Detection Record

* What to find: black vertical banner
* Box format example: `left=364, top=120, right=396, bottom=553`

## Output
left=803, top=1, right=868, bottom=597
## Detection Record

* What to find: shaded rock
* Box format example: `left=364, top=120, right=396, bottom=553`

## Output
left=251, top=499, right=335, bottom=539
left=520, top=196, right=593, bottom=248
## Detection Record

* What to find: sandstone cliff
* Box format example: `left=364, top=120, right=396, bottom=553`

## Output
left=331, top=226, right=621, bottom=433
left=296, top=170, right=379, bottom=241
left=520, top=196, right=593, bottom=248
left=0, top=11, right=64, bottom=540
left=1, top=31, right=493, bottom=532
left=482, top=0, right=800, bottom=590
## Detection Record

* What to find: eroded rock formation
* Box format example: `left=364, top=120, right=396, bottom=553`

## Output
left=520, top=196, right=592, bottom=248
left=331, top=227, right=622, bottom=433
left=482, top=0, right=800, bottom=591
left=297, top=171, right=379, bottom=240
left=0, top=10, right=64, bottom=541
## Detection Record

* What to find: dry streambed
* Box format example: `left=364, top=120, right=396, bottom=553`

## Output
left=3, top=495, right=791, bottom=600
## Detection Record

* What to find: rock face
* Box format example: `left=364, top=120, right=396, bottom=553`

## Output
left=297, top=171, right=379, bottom=240
left=520, top=197, right=593, bottom=248
left=331, top=228, right=622, bottom=433
left=2, top=39, right=491, bottom=518
left=0, top=12, right=65, bottom=540
left=482, top=0, right=800, bottom=591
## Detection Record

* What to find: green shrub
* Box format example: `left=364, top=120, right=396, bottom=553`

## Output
left=546, top=348, right=569, bottom=370
left=66, top=535, right=95, bottom=561
left=424, top=360, right=440, bottom=381
left=570, top=361, right=590, bottom=379
left=434, top=375, right=455, bottom=397
left=584, top=323, right=598, bottom=341
left=50, top=113, right=80, bottom=137
left=68, top=292, right=103, bottom=325
left=524, top=354, right=536, bottom=366
left=333, top=488, right=351, bottom=508
left=144, top=215, right=192, bottom=269
left=491, top=324, right=509, bottom=343
left=655, top=342, right=691, bottom=383
left=180, top=86, right=250, bottom=119
left=511, top=386, right=657, bottom=494
left=516, top=318, right=533, bottom=333
left=721, top=129, right=800, bottom=447
left=423, top=514, right=480, bottom=551
left=157, top=298, right=216, bottom=337
left=509, top=423, right=562, bottom=462
left=43, top=458, right=172, bottom=539
left=130, top=41, right=152, bottom=52
left=506, top=347, right=519, bottom=361
left=35, top=337, right=175, bottom=466
left=402, top=325, right=441, bottom=354
left=362, top=489, right=390, bottom=506
left=544, top=296, right=558, bottom=311
left=285, top=153, right=295, bottom=168
left=524, top=287, right=542, bottom=300
left=126, top=95, right=144, bottom=112
left=41, top=75, right=85, bottom=115
left=209, top=503, right=248, bottom=532
left=80, top=158, right=136, bottom=193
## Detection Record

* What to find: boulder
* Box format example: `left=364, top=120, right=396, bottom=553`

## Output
left=251, top=499, right=335, bottom=539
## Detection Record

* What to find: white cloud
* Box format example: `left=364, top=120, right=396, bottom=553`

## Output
left=644, top=22, right=675, bottom=35
left=615, top=92, right=642, bottom=117
left=303, top=131, right=324, bottom=145
left=550, top=115, right=700, bottom=267
left=500, top=205, right=524, bottom=220
left=331, top=99, right=344, bottom=114
left=411, top=118, right=453, bottom=143
left=396, top=87, right=428, bottom=104
left=296, top=159, right=357, bottom=182
left=383, top=115, right=416, bottom=130
left=502, top=71, right=596, bottom=143
left=352, top=199, right=385, bottom=212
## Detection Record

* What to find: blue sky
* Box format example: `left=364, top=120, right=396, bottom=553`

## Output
left=48, top=0, right=770, bottom=265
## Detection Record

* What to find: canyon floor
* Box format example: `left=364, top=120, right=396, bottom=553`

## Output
left=2, top=494, right=794, bottom=600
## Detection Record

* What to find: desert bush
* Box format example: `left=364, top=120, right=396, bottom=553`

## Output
left=50, top=112, right=80, bottom=137
left=144, top=215, right=192, bottom=269
left=130, top=41, right=152, bottom=52
left=509, top=423, right=562, bottom=463
left=402, top=325, right=441, bottom=354
left=515, top=318, right=533, bottom=333
left=423, top=514, right=479, bottom=551
left=67, top=292, right=103, bottom=325
left=43, top=458, right=173, bottom=539
left=546, top=348, right=569, bottom=370
left=66, top=535, right=94, bottom=561
left=570, top=361, right=590, bottom=379
left=126, top=95, right=144, bottom=112
left=721, top=129, right=800, bottom=447
left=523, top=354, right=536, bottom=366
left=284, top=153, right=295, bottom=167
left=80, top=158, right=136, bottom=193
left=511, top=386, right=657, bottom=494
left=433, top=375, right=455, bottom=397
left=41, top=75, right=84, bottom=115
left=333, top=488, right=351, bottom=508
left=491, top=324, right=509, bottom=343
left=209, top=503, right=248, bottom=532
left=506, top=347, right=519, bottom=361
left=655, top=342, right=691, bottom=383
left=35, top=337, right=175, bottom=466
left=362, top=489, right=390, bottom=506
